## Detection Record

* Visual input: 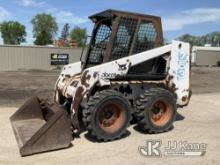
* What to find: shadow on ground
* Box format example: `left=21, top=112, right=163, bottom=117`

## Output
left=84, top=130, right=131, bottom=143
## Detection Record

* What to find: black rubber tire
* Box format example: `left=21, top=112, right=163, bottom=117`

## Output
left=135, top=88, right=177, bottom=133
left=82, top=90, right=131, bottom=141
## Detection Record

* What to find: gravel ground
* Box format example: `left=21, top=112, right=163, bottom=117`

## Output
left=0, top=67, right=220, bottom=164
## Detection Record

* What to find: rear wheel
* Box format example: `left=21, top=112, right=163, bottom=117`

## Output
left=83, top=90, right=131, bottom=141
left=135, top=88, right=177, bottom=133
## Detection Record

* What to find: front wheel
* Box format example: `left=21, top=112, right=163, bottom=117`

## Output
left=83, top=90, right=132, bottom=141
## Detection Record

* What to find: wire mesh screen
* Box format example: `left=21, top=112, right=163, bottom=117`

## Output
left=110, top=17, right=138, bottom=61
left=132, top=21, right=157, bottom=54
left=88, top=23, right=112, bottom=64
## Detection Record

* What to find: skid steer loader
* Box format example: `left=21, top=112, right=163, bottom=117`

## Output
left=10, top=9, right=191, bottom=156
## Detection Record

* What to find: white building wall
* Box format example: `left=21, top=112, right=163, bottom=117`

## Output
left=0, top=45, right=83, bottom=71
left=192, top=46, right=220, bottom=66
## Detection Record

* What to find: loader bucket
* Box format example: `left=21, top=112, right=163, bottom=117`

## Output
left=10, top=96, right=72, bottom=156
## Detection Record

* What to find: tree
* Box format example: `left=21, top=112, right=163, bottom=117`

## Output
left=60, top=23, right=70, bottom=41
left=70, top=26, right=87, bottom=47
left=178, top=32, right=220, bottom=47
left=31, top=13, right=58, bottom=45
left=178, top=34, right=196, bottom=46
left=0, top=21, right=26, bottom=45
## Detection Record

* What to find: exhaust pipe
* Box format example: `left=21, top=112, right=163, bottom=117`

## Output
left=10, top=96, right=72, bottom=156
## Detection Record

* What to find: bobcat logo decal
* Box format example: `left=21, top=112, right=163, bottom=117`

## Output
left=117, top=63, right=127, bottom=71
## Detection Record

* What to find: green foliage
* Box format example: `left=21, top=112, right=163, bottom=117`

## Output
left=178, top=32, right=220, bottom=47
left=60, top=23, right=70, bottom=41
left=0, top=21, right=26, bottom=45
left=31, top=13, right=58, bottom=45
left=70, top=26, right=87, bottom=47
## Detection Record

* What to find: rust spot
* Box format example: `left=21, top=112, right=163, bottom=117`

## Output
left=58, top=88, right=63, bottom=93
left=182, top=96, right=187, bottom=102
left=65, top=74, right=71, bottom=78
left=183, top=88, right=190, bottom=92
left=165, top=75, right=178, bottom=92
left=169, top=83, right=178, bottom=92
left=93, top=72, right=98, bottom=78
left=55, top=79, right=60, bottom=88
left=165, top=75, right=173, bottom=86
left=70, top=81, right=78, bottom=87
left=71, top=86, right=91, bottom=129
left=128, top=61, right=132, bottom=69
left=81, top=70, right=91, bottom=88
left=71, top=86, right=84, bottom=129
left=167, top=75, right=174, bottom=82
left=170, top=83, right=175, bottom=89
left=85, top=75, right=91, bottom=88
left=81, top=70, right=89, bottom=85
left=72, top=87, right=84, bottom=110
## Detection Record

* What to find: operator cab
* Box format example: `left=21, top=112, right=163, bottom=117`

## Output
left=83, top=9, right=166, bottom=80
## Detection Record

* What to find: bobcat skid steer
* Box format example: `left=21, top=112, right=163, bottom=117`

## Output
left=10, top=9, right=191, bottom=156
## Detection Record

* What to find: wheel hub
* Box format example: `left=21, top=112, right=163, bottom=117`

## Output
left=98, top=101, right=126, bottom=133
left=150, top=100, right=172, bottom=126
left=104, top=111, right=114, bottom=119
left=100, top=107, right=118, bottom=127
left=152, top=106, right=161, bottom=114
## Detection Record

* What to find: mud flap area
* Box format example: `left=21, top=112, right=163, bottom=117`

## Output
left=10, top=96, right=72, bottom=156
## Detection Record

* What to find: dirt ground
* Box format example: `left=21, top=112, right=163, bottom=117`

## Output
left=0, top=67, right=220, bottom=164
left=0, top=70, right=59, bottom=107
left=1, top=67, right=220, bottom=107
